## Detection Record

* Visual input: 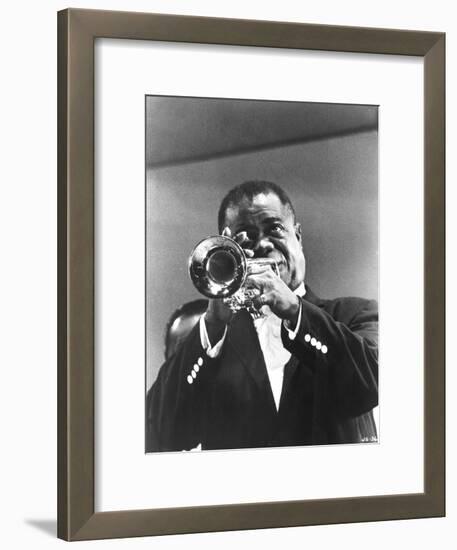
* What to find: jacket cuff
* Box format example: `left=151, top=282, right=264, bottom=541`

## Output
left=281, top=299, right=330, bottom=364
left=199, top=315, right=227, bottom=358
left=282, top=299, right=302, bottom=340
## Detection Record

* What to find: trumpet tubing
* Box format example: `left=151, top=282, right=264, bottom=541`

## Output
left=188, top=235, right=278, bottom=316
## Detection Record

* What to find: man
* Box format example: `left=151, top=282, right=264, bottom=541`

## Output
left=163, top=299, right=209, bottom=360
left=147, top=181, right=378, bottom=452
left=146, top=299, right=208, bottom=452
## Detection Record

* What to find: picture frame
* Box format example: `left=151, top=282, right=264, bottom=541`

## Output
left=57, top=8, right=445, bottom=541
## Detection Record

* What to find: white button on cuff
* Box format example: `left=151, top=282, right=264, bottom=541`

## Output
left=321, top=345, right=328, bottom=354
left=316, top=341, right=322, bottom=350
left=311, top=337, right=317, bottom=347
left=187, top=375, right=193, bottom=384
left=194, top=364, right=200, bottom=372
left=305, top=334, right=311, bottom=342
left=191, top=370, right=197, bottom=379
left=197, top=357, right=203, bottom=366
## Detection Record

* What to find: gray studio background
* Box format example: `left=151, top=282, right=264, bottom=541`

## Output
left=146, top=96, right=378, bottom=389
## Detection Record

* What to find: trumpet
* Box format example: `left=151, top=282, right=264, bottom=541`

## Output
left=188, top=235, right=278, bottom=317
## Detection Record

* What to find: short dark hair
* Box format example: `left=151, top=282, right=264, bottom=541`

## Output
left=217, top=180, right=296, bottom=233
left=164, top=299, right=208, bottom=358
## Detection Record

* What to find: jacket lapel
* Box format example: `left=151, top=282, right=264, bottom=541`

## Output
left=278, top=288, right=322, bottom=410
left=225, top=286, right=323, bottom=414
left=303, top=285, right=325, bottom=308
left=227, top=310, right=277, bottom=413
left=278, top=353, right=299, bottom=410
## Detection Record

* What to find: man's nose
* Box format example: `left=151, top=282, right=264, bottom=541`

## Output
left=253, top=237, right=274, bottom=257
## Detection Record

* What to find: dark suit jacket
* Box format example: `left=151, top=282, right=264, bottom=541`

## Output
left=146, top=287, right=378, bottom=452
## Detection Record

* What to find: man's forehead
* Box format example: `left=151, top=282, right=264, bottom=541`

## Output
left=225, top=193, right=291, bottom=223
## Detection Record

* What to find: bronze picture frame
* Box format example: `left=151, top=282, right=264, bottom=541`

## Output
left=57, top=8, right=445, bottom=541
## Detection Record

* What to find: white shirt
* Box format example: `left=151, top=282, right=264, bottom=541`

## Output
left=199, top=283, right=306, bottom=411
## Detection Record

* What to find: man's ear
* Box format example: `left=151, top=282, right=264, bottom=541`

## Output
left=295, top=222, right=302, bottom=243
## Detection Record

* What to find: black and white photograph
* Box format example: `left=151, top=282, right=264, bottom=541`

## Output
left=145, top=95, right=379, bottom=452
left=1, top=0, right=449, bottom=546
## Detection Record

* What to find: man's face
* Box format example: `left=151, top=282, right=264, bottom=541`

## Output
left=223, top=192, right=306, bottom=290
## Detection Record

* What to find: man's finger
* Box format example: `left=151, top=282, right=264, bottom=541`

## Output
left=245, top=273, right=270, bottom=292
left=222, top=226, right=232, bottom=237
left=247, top=263, right=271, bottom=275
left=234, top=231, right=257, bottom=252
left=234, top=231, right=253, bottom=248
left=252, top=291, right=272, bottom=310
left=244, top=276, right=262, bottom=290
left=234, top=230, right=247, bottom=242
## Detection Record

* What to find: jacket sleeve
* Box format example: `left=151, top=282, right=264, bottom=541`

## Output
left=146, top=322, right=219, bottom=452
left=281, top=298, right=378, bottom=418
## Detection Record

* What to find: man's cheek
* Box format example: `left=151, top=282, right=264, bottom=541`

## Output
left=279, top=264, right=290, bottom=282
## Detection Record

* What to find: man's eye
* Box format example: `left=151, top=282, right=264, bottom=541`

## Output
left=269, top=223, right=284, bottom=236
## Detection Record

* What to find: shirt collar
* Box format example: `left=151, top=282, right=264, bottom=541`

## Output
left=294, top=282, right=306, bottom=297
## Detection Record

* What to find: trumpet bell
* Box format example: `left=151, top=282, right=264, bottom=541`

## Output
left=188, top=235, right=247, bottom=299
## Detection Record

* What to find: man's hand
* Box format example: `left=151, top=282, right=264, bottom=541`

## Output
left=246, top=264, right=300, bottom=325
left=205, top=297, right=232, bottom=328
left=205, top=226, right=300, bottom=337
